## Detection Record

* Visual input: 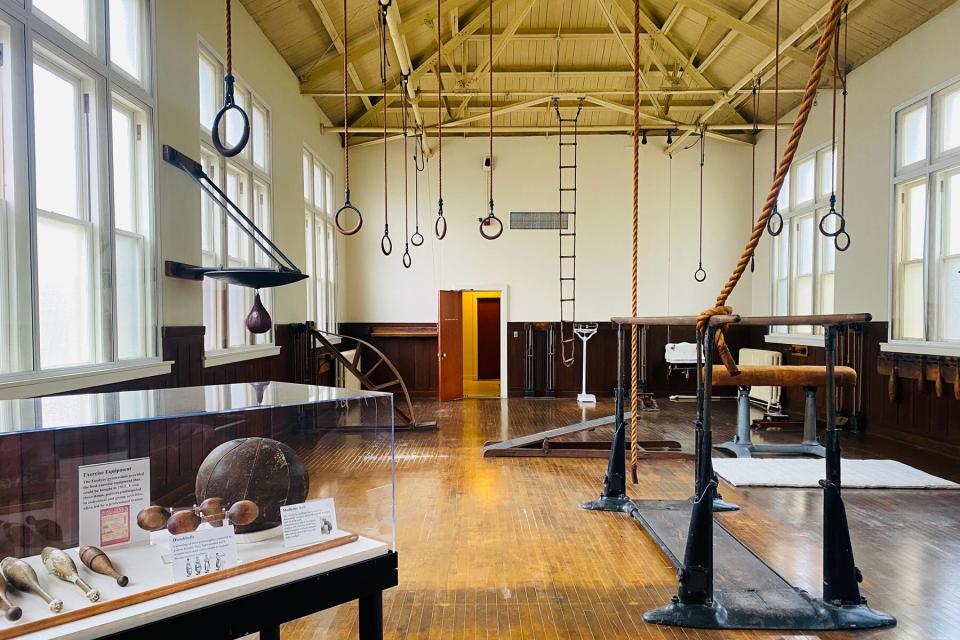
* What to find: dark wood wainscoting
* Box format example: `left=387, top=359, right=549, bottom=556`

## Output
left=338, top=323, right=439, bottom=399
left=506, top=322, right=759, bottom=399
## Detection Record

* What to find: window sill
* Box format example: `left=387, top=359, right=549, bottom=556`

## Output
left=204, top=345, right=281, bottom=368
left=764, top=333, right=825, bottom=347
left=880, top=342, right=960, bottom=357
left=0, top=360, right=173, bottom=400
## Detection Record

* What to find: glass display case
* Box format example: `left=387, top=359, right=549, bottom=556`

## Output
left=0, top=382, right=395, bottom=639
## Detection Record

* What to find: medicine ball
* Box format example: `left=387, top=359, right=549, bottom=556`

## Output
left=196, top=438, right=309, bottom=533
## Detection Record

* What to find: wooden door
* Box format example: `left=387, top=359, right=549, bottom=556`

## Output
left=438, top=290, right=464, bottom=401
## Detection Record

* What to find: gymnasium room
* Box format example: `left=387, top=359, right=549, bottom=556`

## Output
left=0, top=0, right=957, bottom=638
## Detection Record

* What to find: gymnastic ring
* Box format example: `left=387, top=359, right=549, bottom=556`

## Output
left=834, top=228, right=851, bottom=252
left=435, top=215, right=447, bottom=240
left=819, top=208, right=845, bottom=238
left=479, top=215, right=503, bottom=240
left=402, top=246, right=412, bottom=269
left=694, top=266, right=707, bottom=282
left=381, top=227, right=393, bottom=256
left=411, top=228, right=425, bottom=247
left=335, top=190, right=363, bottom=236
left=767, top=210, right=784, bottom=236
left=211, top=75, right=250, bottom=158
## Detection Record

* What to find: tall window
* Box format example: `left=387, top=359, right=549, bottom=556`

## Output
left=891, top=77, right=960, bottom=343
left=770, top=143, right=837, bottom=335
left=303, top=149, right=336, bottom=333
left=0, top=0, right=157, bottom=380
left=199, top=44, right=272, bottom=351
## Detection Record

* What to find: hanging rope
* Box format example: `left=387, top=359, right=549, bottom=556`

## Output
left=212, top=0, right=250, bottom=157
left=836, top=5, right=851, bottom=251
left=479, top=0, right=503, bottom=240
left=411, top=127, right=425, bottom=246
left=335, top=0, right=362, bottom=235
left=628, top=0, right=640, bottom=484
left=767, top=0, right=784, bottom=236
left=698, top=0, right=846, bottom=374
left=434, top=0, right=447, bottom=240
left=750, top=78, right=759, bottom=272
left=695, top=127, right=707, bottom=282
left=401, top=74, right=412, bottom=268
left=379, top=1, right=392, bottom=256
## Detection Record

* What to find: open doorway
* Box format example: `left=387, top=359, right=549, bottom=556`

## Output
left=462, top=291, right=501, bottom=398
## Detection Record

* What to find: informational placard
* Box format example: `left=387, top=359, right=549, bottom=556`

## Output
left=79, top=458, right=150, bottom=548
left=280, top=498, right=337, bottom=548
left=170, top=525, right=239, bottom=582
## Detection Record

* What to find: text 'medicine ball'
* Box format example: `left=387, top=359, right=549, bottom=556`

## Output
left=195, top=438, right=309, bottom=533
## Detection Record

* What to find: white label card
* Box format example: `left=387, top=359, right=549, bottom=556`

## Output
left=280, top=498, right=338, bottom=548
left=78, top=458, right=150, bottom=548
left=170, top=525, right=239, bottom=582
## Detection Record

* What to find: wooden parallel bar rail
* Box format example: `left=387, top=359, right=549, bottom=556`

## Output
left=611, top=313, right=870, bottom=328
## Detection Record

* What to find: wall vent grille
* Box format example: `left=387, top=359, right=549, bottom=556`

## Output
left=510, top=212, right=570, bottom=230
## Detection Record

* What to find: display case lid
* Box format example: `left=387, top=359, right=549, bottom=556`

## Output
left=0, top=382, right=391, bottom=434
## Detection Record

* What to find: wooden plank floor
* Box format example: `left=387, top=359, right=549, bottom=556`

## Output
left=282, top=398, right=960, bottom=640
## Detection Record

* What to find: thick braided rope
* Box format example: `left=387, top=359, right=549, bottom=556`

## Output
left=698, top=0, right=845, bottom=367
left=629, top=0, right=640, bottom=482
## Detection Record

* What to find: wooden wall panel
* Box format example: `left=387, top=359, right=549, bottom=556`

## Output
left=339, top=323, right=440, bottom=399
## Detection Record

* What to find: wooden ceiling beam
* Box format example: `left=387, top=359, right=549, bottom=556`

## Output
left=303, top=87, right=808, bottom=98
left=664, top=0, right=863, bottom=155
left=593, top=0, right=663, bottom=114
left=306, top=0, right=372, bottom=112
left=454, top=0, right=540, bottom=119
left=674, top=0, right=815, bottom=67
left=298, top=0, right=480, bottom=84
left=697, top=0, right=771, bottom=74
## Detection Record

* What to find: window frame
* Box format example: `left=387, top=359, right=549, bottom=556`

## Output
left=198, top=39, right=274, bottom=356
left=0, top=0, right=162, bottom=389
left=768, top=141, right=838, bottom=341
left=888, top=73, right=960, bottom=351
left=303, top=146, right=337, bottom=334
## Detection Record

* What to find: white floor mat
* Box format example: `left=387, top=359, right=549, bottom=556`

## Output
left=712, top=457, right=959, bottom=489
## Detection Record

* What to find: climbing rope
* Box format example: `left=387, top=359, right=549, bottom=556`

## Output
left=767, top=0, right=784, bottom=236
left=836, top=5, right=851, bottom=251
left=698, top=0, right=847, bottom=374
left=629, top=0, right=640, bottom=483
left=434, top=0, right=447, bottom=240
left=695, top=127, right=707, bottom=283
left=479, top=0, right=503, bottom=240
left=401, top=74, right=412, bottom=269
left=212, top=0, right=250, bottom=157
left=379, top=1, right=392, bottom=256
left=335, top=0, right=362, bottom=235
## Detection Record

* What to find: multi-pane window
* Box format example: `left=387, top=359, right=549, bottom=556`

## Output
left=0, top=2, right=157, bottom=380
left=303, top=149, right=336, bottom=333
left=199, top=45, right=273, bottom=351
left=770, top=143, right=838, bottom=335
left=892, top=77, right=960, bottom=343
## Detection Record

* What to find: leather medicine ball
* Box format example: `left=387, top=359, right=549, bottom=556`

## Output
left=196, top=438, right=309, bottom=533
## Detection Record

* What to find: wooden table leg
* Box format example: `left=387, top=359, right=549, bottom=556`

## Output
left=358, top=592, right=383, bottom=640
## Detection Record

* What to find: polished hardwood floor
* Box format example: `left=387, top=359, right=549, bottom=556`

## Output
left=285, top=398, right=960, bottom=640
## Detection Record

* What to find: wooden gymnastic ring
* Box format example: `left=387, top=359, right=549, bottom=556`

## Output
left=211, top=76, right=250, bottom=158
left=335, top=190, right=363, bottom=236
left=381, top=228, right=393, bottom=256
left=479, top=214, right=503, bottom=240
left=694, top=266, right=707, bottom=282
left=411, top=229, right=425, bottom=246
left=402, top=246, right=412, bottom=269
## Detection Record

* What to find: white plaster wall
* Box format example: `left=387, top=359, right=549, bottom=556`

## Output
left=750, top=2, right=960, bottom=322
left=344, top=134, right=755, bottom=322
left=154, top=0, right=342, bottom=326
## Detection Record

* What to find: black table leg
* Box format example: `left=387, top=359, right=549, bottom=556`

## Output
left=259, top=625, right=281, bottom=640
left=358, top=591, right=384, bottom=640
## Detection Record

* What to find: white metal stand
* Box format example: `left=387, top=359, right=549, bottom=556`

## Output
left=574, top=324, right=598, bottom=404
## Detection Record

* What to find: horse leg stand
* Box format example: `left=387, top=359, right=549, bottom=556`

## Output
left=715, top=386, right=826, bottom=458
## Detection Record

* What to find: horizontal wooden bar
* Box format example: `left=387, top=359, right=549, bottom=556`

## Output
left=610, top=315, right=740, bottom=327
left=734, top=314, right=872, bottom=327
